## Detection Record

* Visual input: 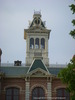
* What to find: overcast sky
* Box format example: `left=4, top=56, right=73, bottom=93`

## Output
left=0, top=0, right=75, bottom=64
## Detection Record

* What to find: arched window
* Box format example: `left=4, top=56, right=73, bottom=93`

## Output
left=41, top=38, right=45, bottom=49
left=32, top=87, right=45, bottom=100
left=57, top=88, right=70, bottom=100
left=6, top=87, right=19, bottom=100
left=35, top=38, right=39, bottom=49
left=30, top=38, right=34, bottom=49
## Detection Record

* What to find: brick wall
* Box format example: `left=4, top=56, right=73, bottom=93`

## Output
left=30, top=77, right=48, bottom=100
left=1, top=77, right=66, bottom=100
left=52, top=78, right=66, bottom=98
left=1, top=78, right=25, bottom=100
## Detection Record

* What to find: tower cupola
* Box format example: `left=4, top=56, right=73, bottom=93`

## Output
left=24, top=12, right=51, bottom=66
left=29, top=11, right=45, bottom=29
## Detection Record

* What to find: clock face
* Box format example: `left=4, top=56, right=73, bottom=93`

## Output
left=35, top=19, right=37, bottom=24
left=34, top=18, right=40, bottom=25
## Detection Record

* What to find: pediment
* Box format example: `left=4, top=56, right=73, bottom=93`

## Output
left=32, top=70, right=46, bottom=76
left=27, top=68, right=51, bottom=77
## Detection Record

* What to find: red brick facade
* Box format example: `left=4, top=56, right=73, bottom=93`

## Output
left=0, top=77, right=67, bottom=100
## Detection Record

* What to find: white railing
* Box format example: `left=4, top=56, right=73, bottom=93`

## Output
left=0, top=63, right=67, bottom=67
left=1, top=63, right=25, bottom=67
left=34, top=11, right=41, bottom=15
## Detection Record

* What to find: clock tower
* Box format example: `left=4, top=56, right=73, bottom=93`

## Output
left=24, top=11, right=51, bottom=66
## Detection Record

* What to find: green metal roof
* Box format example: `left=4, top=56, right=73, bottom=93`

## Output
left=0, top=66, right=29, bottom=77
left=28, top=59, right=48, bottom=72
left=0, top=65, right=65, bottom=77
left=48, top=67, right=63, bottom=76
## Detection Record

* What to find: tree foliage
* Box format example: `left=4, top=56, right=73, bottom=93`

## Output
left=58, top=55, right=75, bottom=100
left=58, top=1, right=75, bottom=100
left=69, top=2, right=75, bottom=39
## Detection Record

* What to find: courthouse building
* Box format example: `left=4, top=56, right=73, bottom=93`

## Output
left=0, top=12, right=70, bottom=100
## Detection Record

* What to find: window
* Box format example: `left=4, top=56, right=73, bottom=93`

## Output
left=6, top=87, right=19, bottom=100
left=32, top=87, right=45, bottom=100
left=30, top=38, right=34, bottom=49
left=35, top=38, right=39, bottom=49
left=41, top=38, right=45, bottom=49
left=57, top=88, right=70, bottom=100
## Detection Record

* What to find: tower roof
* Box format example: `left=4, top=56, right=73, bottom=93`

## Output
left=24, top=12, right=51, bottom=39
left=29, top=11, right=45, bottom=28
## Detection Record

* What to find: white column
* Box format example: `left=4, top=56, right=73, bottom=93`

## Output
left=26, top=36, right=29, bottom=56
left=45, top=36, right=48, bottom=53
left=47, top=82, right=52, bottom=100
left=25, top=81, right=30, bottom=100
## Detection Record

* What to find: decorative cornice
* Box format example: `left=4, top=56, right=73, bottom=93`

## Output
left=24, top=26, right=51, bottom=39
left=25, top=29, right=50, bottom=33
left=26, top=67, right=51, bottom=78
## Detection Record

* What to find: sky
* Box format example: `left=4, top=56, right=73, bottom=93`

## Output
left=0, top=0, right=75, bottom=64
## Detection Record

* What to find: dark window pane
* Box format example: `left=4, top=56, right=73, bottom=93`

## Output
left=32, top=87, right=38, bottom=97
left=57, top=89, right=62, bottom=97
left=30, top=38, right=34, bottom=49
left=39, top=87, right=44, bottom=97
left=6, top=87, right=19, bottom=100
left=13, top=96, right=19, bottom=100
left=41, top=38, right=45, bottom=49
left=32, top=87, right=45, bottom=100
left=13, top=88, right=19, bottom=95
left=64, top=89, right=70, bottom=100
left=35, top=38, right=39, bottom=49
left=57, top=88, right=70, bottom=100
left=6, top=96, right=12, bottom=100
left=6, top=89, right=12, bottom=95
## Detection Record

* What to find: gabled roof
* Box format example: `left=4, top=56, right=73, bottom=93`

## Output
left=27, top=59, right=49, bottom=73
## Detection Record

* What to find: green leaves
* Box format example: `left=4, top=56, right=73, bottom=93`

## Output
left=72, top=19, right=75, bottom=26
left=58, top=55, right=75, bottom=100
left=69, top=4, right=75, bottom=14
left=69, top=29, right=75, bottom=39
left=59, top=1, right=75, bottom=99
left=69, top=1, right=75, bottom=39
